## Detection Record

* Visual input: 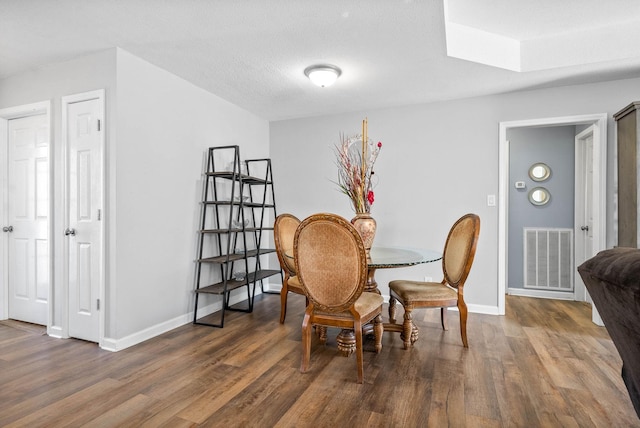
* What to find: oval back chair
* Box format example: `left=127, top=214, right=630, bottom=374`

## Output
left=294, top=213, right=384, bottom=383
left=389, top=213, right=480, bottom=349
left=274, top=213, right=305, bottom=323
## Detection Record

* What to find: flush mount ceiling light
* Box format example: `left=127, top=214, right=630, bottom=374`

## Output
left=304, top=64, right=342, bottom=87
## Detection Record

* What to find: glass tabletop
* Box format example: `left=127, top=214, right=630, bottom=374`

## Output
left=284, top=246, right=442, bottom=268
left=368, top=246, right=442, bottom=268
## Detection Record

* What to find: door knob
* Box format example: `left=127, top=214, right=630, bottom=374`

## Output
left=581, top=225, right=589, bottom=231
left=2, top=226, right=13, bottom=232
left=64, top=228, right=76, bottom=236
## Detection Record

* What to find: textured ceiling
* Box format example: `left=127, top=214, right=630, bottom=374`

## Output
left=2, top=0, right=640, bottom=121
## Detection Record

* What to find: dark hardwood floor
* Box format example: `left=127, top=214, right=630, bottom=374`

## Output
left=0, top=294, right=638, bottom=427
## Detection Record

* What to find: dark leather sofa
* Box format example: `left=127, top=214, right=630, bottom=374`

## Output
left=578, top=247, right=640, bottom=419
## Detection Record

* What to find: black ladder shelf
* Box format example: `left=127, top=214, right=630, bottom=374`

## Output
left=193, top=145, right=281, bottom=327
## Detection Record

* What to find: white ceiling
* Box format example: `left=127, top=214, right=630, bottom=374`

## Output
left=2, top=0, right=640, bottom=121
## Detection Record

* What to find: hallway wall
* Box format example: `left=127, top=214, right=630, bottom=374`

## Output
left=270, top=76, right=640, bottom=313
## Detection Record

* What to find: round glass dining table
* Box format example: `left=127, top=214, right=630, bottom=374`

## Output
left=364, top=246, right=442, bottom=293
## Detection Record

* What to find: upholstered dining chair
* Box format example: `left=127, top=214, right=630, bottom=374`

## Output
left=274, top=213, right=306, bottom=323
left=388, top=213, right=480, bottom=349
left=294, top=213, right=384, bottom=384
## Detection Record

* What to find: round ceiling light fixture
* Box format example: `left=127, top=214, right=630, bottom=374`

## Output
left=304, top=64, right=342, bottom=87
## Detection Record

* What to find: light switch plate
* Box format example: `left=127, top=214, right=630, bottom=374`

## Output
left=487, top=194, right=496, bottom=206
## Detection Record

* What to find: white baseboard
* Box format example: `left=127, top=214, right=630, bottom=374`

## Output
left=266, top=283, right=283, bottom=293
left=47, top=325, right=66, bottom=339
left=466, top=303, right=501, bottom=315
left=507, top=287, right=574, bottom=301
left=100, top=288, right=266, bottom=352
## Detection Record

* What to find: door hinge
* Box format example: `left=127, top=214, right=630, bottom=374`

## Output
left=97, top=119, right=101, bottom=131
left=98, top=209, right=101, bottom=221
left=97, top=299, right=100, bottom=310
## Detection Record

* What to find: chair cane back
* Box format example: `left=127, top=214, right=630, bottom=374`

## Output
left=388, top=213, right=480, bottom=349
left=274, top=213, right=306, bottom=323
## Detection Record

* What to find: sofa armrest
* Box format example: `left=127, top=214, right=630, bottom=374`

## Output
left=578, top=247, right=640, bottom=419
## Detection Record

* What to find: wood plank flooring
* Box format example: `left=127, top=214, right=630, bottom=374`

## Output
left=1, top=295, right=638, bottom=427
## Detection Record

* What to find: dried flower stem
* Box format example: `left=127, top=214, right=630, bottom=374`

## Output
left=334, top=124, right=382, bottom=214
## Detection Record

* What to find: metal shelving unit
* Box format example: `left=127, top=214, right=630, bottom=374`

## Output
left=193, top=145, right=281, bottom=327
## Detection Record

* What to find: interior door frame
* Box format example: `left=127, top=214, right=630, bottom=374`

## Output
left=0, top=101, right=52, bottom=324
left=61, top=89, right=106, bottom=345
left=498, top=114, right=607, bottom=317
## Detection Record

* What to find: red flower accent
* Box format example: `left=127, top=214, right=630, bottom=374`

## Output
left=377, top=141, right=382, bottom=148
left=367, top=190, right=375, bottom=205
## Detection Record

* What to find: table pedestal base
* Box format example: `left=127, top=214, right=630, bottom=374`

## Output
left=336, top=322, right=383, bottom=355
left=337, top=329, right=356, bottom=356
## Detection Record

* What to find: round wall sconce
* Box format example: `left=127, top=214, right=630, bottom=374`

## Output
left=304, top=64, right=342, bottom=87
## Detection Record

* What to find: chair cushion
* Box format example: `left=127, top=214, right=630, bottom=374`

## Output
left=354, top=292, right=385, bottom=318
left=314, top=292, right=383, bottom=319
left=389, top=280, right=458, bottom=305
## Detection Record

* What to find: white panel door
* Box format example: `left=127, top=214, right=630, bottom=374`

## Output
left=6, top=114, right=49, bottom=325
left=574, top=128, right=594, bottom=302
left=583, top=135, right=594, bottom=258
left=66, top=97, right=103, bottom=342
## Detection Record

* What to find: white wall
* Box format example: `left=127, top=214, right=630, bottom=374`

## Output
left=270, top=76, right=640, bottom=313
left=0, top=48, right=270, bottom=349
left=0, top=49, right=117, bottom=332
left=113, top=49, right=270, bottom=342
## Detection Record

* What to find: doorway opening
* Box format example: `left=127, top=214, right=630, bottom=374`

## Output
left=498, top=114, right=607, bottom=324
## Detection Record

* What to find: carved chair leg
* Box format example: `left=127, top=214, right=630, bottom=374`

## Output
left=410, top=323, right=419, bottom=345
left=441, top=307, right=448, bottom=331
left=279, top=287, right=288, bottom=324
left=402, top=308, right=413, bottom=350
left=458, top=299, right=468, bottom=348
left=317, top=326, right=328, bottom=344
left=300, top=312, right=312, bottom=373
left=354, top=319, right=364, bottom=384
left=373, top=314, right=383, bottom=353
left=389, top=296, right=397, bottom=323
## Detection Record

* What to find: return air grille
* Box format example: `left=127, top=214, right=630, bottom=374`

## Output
left=524, top=228, right=573, bottom=291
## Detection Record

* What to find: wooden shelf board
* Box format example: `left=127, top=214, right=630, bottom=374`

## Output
left=196, top=280, right=247, bottom=295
